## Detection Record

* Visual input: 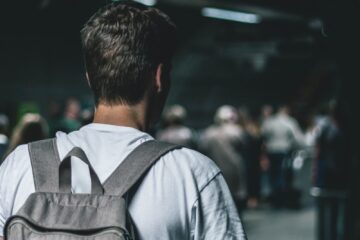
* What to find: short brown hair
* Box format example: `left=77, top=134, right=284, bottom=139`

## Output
left=81, top=1, right=176, bottom=105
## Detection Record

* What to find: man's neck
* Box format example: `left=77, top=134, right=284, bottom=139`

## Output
left=93, top=102, right=149, bottom=132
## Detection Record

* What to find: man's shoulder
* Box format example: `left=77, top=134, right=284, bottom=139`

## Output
left=166, top=147, right=219, bottom=170
left=0, top=144, right=33, bottom=209
left=1, top=144, right=31, bottom=171
left=0, top=144, right=33, bottom=187
left=159, top=147, right=221, bottom=190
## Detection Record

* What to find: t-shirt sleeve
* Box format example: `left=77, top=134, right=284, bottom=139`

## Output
left=190, top=173, right=247, bottom=240
left=0, top=145, right=33, bottom=236
left=0, top=150, right=16, bottom=235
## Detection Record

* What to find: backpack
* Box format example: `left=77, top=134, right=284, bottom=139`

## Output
left=4, top=138, right=180, bottom=239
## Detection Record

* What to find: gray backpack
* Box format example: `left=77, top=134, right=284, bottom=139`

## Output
left=4, top=139, right=180, bottom=239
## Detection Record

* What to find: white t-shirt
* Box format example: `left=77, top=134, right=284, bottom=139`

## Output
left=0, top=123, right=246, bottom=239
left=261, top=114, right=304, bottom=153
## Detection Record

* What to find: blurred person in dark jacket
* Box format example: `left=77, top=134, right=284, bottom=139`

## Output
left=314, top=101, right=347, bottom=189
left=239, top=108, right=263, bottom=209
left=201, top=105, right=247, bottom=209
left=5, top=113, right=49, bottom=157
left=0, top=114, right=9, bottom=162
left=312, top=100, right=348, bottom=240
left=156, top=105, right=196, bottom=148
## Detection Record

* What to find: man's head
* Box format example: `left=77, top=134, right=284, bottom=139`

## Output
left=81, top=1, right=176, bottom=107
left=278, top=105, right=290, bottom=116
left=215, top=105, right=238, bottom=125
left=163, top=105, right=187, bottom=125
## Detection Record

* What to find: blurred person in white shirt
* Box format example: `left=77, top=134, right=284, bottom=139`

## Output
left=156, top=105, right=197, bottom=149
left=261, top=105, right=304, bottom=207
left=201, top=105, right=247, bottom=209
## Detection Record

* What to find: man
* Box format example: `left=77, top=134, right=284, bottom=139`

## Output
left=156, top=105, right=196, bottom=148
left=313, top=101, right=348, bottom=240
left=0, top=1, right=246, bottom=239
left=261, top=105, right=304, bottom=207
left=201, top=105, right=247, bottom=209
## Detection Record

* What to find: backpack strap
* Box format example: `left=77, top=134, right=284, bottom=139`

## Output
left=103, top=140, right=182, bottom=196
left=28, top=138, right=61, bottom=192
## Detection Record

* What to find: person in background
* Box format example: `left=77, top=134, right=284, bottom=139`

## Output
left=258, top=104, right=274, bottom=202
left=156, top=104, right=196, bottom=148
left=260, top=104, right=273, bottom=124
left=47, top=101, right=63, bottom=137
left=0, top=114, right=9, bottom=162
left=59, top=98, right=81, bottom=133
left=238, top=108, right=262, bottom=209
left=201, top=105, right=247, bottom=209
left=312, top=100, right=348, bottom=240
left=5, top=113, right=48, bottom=157
left=261, top=105, right=304, bottom=207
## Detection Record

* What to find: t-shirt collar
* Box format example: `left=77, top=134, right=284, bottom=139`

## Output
left=81, top=123, right=147, bottom=135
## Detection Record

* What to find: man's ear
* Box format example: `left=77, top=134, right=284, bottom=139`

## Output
left=155, top=64, right=164, bottom=93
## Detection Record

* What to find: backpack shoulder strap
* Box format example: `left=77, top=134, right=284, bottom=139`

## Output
left=104, top=140, right=182, bottom=196
left=28, top=138, right=61, bottom=192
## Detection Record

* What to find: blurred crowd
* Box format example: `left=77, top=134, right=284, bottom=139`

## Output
left=157, top=102, right=348, bottom=213
left=0, top=98, right=93, bottom=164
left=0, top=99, right=348, bottom=214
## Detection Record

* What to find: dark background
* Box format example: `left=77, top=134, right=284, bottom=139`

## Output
left=0, top=0, right=338, bottom=128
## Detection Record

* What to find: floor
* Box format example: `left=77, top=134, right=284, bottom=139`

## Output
left=243, top=207, right=316, bottom=240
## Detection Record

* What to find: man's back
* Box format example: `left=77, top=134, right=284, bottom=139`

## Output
left=0, top=124, right=245, bottom=239
left=262, top=114, right=303, bottom=153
